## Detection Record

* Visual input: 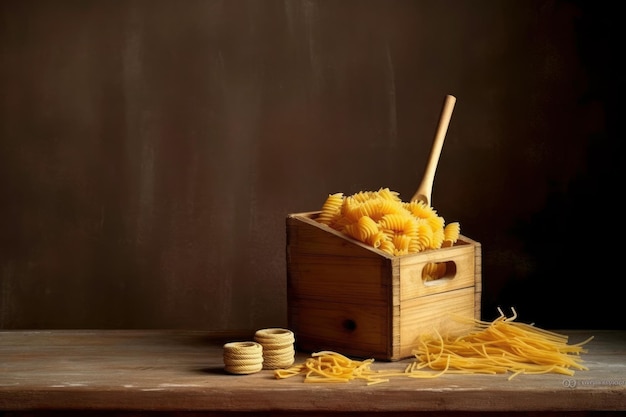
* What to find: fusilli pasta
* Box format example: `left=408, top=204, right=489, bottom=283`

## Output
left=316, top=188, right=460, bottom=261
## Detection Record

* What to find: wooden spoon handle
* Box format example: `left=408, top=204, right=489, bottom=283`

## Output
left=411, top=95, right=457, bottom=205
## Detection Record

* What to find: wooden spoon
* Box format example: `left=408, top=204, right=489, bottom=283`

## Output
left=410, top=94, right=457, bottom=206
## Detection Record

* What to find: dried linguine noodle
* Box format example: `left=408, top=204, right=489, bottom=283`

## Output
left=274, top=308, right=593, bottom=384
left=412, top=307, right=593, bottom=380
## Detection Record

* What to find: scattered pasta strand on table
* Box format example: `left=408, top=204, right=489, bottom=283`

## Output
left=274, top=308, right=593, bottom=384
left=412, top=307, right=593, bottom=380
left=274, top=351, right=377, bottom=384
left=273, top=350, right=442, bottom=385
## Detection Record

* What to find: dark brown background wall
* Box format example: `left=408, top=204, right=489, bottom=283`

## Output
left=1, top=0, right=623, bottom=330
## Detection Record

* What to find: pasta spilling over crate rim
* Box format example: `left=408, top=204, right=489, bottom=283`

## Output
left=286, top=211, right=481, bottom=361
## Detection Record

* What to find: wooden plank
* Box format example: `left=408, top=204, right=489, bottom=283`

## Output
left=290, top=298, right=390, bottom=359
left=0, top=330, right=624, bottom=413
left=398, top=287, right=475, bottom=359
left=398, top=240, right=476, bottom=300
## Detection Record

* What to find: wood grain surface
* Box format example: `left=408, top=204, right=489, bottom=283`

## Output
left=0, top=330, right=624, bottom=414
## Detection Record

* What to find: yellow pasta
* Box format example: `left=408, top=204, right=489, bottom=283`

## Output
left=274, top=350, right=448, bottom=385
left=366, top=230, right=387, bottom=248
left=430, top=227, right=445, bottom=249
left=379, top=213, right=412, bottom=232
left=274, top=351, right=376, bottom=383
left=342, top=223, right=361, bottom=241
left=354, top=199, right=384, bottom=220
left=355, top=216, right=379, bottom=240
left=376, top=187, right=402, bottom=201
left=442, top=221, right=460, bottom=247
left=402, top=218, right=419, bottom=237
left=392, top=233, right=412, bottom=255
left=349, top=190, right=379, bottom=203
left=444, top=221, right=460, bottom=241
left=408, top=238, right=425, bottom=253
left=315, top=188, right=460, bottom=259
left=422, top=262, right=442, bottom=281
left=376, top=199, right=406, bottom=216
left=411, top=221, right=433, bottom=252
left=317, top=193, right=343, bottom=226
left=411, top=308, right=593, bottom=380
left=404, top=200, right=438, bottom=219
left=378, top=239, right=395, bottom=254
left=274, top=308, right=593, bottom=384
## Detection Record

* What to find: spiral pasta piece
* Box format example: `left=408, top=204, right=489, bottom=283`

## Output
left=356, top=216, right=380, bottom=240
left=431, top=227, right=445, bottom=250
left=443, top=222, right=460, bottom=247
left=354, top=199, right=384, bottom=220
left=404, top=200, right=438, bottom=219
left=367, top=230, right=387, bottom=248
left=392, top=233, right=412, bottom=255
left=414, top=222, right=434, bottom=250
left=318, top=193, right=343, bottom=226
left=379, top=213, right=412, bottom=232
left=379, top=239, right=395, bottom=255
left=376, top=187, right=401, bottom=201
left=342, top=223, right=361, bottom=240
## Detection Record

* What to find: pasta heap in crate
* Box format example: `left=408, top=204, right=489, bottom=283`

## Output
left=316, top=188, right=460, bottom=280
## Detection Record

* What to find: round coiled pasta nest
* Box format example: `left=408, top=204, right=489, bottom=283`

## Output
left=223, top=341, right=264, bottom=375
left=254, top=328, right=296, bottom=370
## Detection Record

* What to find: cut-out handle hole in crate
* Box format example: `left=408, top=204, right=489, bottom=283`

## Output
left=422, top=261, right=457, bottom=285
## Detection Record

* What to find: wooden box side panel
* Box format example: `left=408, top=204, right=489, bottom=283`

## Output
left=396, top=286, right=476, bottom=360
left=287, top=213, right=392, bottom=258
left=288, top=253, right=392, bottom=304
left=290, top=299, right=391, bottom=360
left=286, top=213, right=394, bottom=358
left=398, top=238, right=477, bottom=301
left=286, top=214, right=394, bottom=304
left=452, top=234, right=482, bottom=321
left=472, top=238, right=482, bottom=321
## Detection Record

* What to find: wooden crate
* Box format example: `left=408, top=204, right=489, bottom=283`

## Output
left=286, top=211, right=481, bottom=361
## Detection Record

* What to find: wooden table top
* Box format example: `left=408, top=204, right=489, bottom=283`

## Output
left=0, top=329, right=624, bottom=414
